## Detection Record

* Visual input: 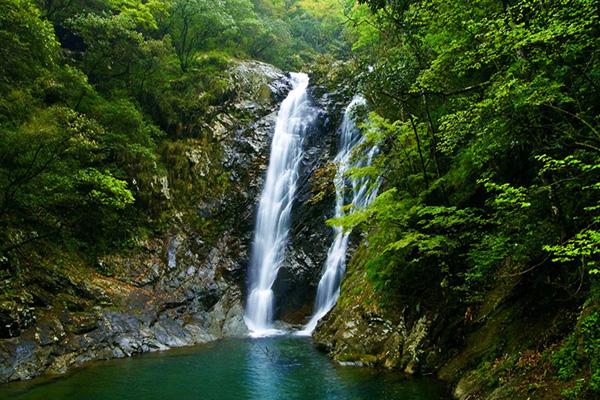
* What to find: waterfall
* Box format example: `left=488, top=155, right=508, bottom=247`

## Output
left=244, top=72, right=313, bottom=336
left=300, top=95, right=379, bottom=334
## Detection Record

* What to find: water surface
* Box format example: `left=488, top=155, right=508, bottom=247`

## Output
left=0, top=337, right=449, bottom=400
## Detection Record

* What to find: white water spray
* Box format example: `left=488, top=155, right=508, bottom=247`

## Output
left=244, top=73, right=313, bottom=337
left=299, top=96, right=379, bottom=335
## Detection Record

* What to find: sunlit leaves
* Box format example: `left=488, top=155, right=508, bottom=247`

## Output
left=545, top=230, right=600, bottom=275
left=76, top=168, right=134, bottom=209
left=0, top=0, right=59, bottom=85
left=536, top=154, right=600, bottom=276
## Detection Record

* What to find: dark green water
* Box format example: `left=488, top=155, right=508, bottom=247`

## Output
left=0, top=336, right=448, bottom=400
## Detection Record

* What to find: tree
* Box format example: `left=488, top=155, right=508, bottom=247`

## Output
left=0, top=0, right=58, bottom=86
left=168, top=0, right=234, bottom=71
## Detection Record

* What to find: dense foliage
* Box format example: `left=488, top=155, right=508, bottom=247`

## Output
left=325, top=0, right=599, bottom=396
left=1, top=0, right=599, bottom=396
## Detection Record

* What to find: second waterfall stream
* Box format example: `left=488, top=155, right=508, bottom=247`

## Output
left=244, top=75, right=378, bottom=337
left=300, top=95, right=379, bottom=334
left=244, top=72, right=313, bottom=336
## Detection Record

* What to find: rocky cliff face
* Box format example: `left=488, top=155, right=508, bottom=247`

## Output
left=0, top=58, right=352, bottom=384
left=312, top=244, right=441, bottom=373
left=0, top=60, right=333, bottom=383
left=313, top=246, right=585, bottom=400
left=271, top=87, right=342, bottom=324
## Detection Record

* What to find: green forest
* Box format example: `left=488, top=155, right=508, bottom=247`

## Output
left=0, top=0, right=348, bottom=257
left=0, top=0, right=598, bottom=399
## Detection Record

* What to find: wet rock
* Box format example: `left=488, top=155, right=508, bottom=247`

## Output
left=151, top=318, right=190, bottom=348
left=228, top=60, right=290, bottom=106
left=269, top=83, right=342, bottom=324
left=208, top=289, right=248, bottom=338
left=0, top=341, right=17, bottom=381
left=167, top=236, right=182, bottom=270
left=3, top=340, right=40, bottom=381
left=314, top=303, right=437, bottom=373
left=0, top=58, right=291, bottom=384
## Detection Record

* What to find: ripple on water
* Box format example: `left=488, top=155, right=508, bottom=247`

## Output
left=0, top=336, right=450, bottom=400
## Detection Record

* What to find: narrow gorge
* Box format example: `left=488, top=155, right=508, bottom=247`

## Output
left=1, top=1, right=598, bottom=399
left=0, top=59, right=448, bottom=400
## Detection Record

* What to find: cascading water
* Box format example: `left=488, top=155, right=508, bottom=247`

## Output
left=300, top=95, right=379, bottom=334
left=244, top=72, right=313, bottom=336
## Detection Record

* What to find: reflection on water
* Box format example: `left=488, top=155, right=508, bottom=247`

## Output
left=0, top=337, right=449, bottom=400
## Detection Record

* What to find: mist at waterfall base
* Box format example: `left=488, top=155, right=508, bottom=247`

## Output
left=300, top=96, right=379, bottom=334
left=244, top=72, right=313, bottom=336
left=0, top=337, right=448, bottom=400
